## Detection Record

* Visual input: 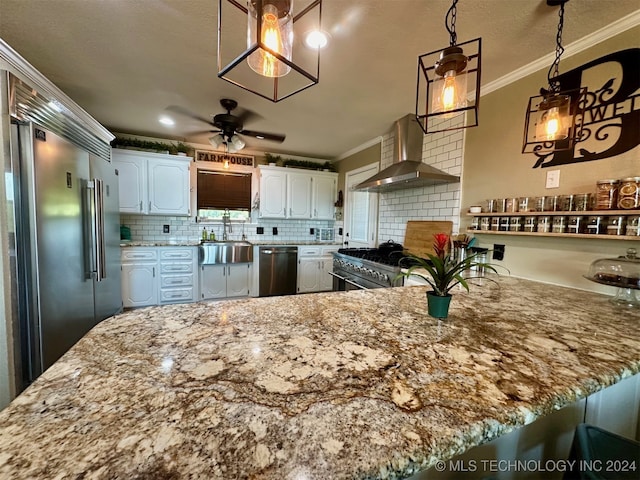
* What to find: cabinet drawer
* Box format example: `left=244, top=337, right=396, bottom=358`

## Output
left=160, top=275, right=193, bottom=288
left=160, top=249, right=194, bottom=260
left=298, top=246, right=321, bottom=256
left=121, top=249, right=157, bottom=261
left=321, top=246, right=339, bottom=255
left=160, top=287, right=194, bottom=303
left=160, top=262, right=193, bottom=274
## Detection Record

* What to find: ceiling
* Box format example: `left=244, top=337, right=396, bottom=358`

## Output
left=0, top=1, right=637, bottom=160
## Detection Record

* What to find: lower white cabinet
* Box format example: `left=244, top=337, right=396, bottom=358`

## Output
left=121, top=246, right=197, bottom=308
left=158, top=247, right=198, bottom=304
left=200, top=264, right=251, bottom=300
left=297, top=245, right=339, bottom=293
left=121, top=248, right=158, bottom=308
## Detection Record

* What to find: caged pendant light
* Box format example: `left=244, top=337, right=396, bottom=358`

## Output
left=522, top=0, right=586, bottom=154
left=217, top=0, right=322, bottom=103
left=416, top=0, right=481, bottom=134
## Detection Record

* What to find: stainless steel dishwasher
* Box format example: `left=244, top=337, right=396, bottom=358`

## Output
left=259, top=246, right=298, bottom=297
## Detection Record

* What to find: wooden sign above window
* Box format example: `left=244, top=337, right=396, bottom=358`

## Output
left=195, top=150, right=254, bottom=167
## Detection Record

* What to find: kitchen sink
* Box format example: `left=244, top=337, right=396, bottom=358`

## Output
left=200, top=241, right=253, bottom=264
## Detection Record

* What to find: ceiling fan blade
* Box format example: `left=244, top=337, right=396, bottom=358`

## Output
left=239, top=130, right=286, bottom=143
left=166, top=105, right=213, bottom=125
left=189, top=129, right=220, bottom=136
left=235, top=108, right=262, bottom=126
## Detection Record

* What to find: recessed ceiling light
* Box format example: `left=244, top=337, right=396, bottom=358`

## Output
left=305, top=30, right=328, bottom=49
left=159, top=115, right=175, bottom=126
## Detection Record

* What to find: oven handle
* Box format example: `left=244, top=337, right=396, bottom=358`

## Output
left=328, top=271, right=369, bottom=290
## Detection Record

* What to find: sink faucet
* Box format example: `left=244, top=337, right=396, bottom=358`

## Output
left=222, top=209, right=232, bottom=241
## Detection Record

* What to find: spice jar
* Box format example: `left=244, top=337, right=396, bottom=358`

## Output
left=561, top=194, right=575, bottom=212
left=552, top=216, right=567, bottom=233
left=626, top=216, right=640, bottom=236
left=535, top=196, right=553, bottom=212
left=586, top=216, right=607, bottom=235
left=567, top=216, right=586, bottom=234
left=574, top=193, right=591, bottom=211
left=518, top=197, right=534, bottom=212
left=496, top=199, right=508, bottom=213
left=470, top=217, right=480, bottom=230
left=480, top=217, right=491, bottom=231
left=485, top=199, right=497, bottom=213
left=509, top=217, right=522, bottom=232
left=499, top=217, right=510, bottom=231
left=523, top=216, right=537, bottom=232
left=504, top=197, right=519, bottom=213
left=537, top=216, right=552, bottom=233
left=617, top=177, right=640, bottom=209
left=596, top=179, right=620, bottom=210
left=490, top=217, right=500, bottom=231
left=606, top=216, right=626, bottom=236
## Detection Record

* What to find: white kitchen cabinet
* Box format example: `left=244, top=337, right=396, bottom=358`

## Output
left=312, top=173, right=337, bottom=220
left=200, top=264, right=251, bottom=300
left=158, top=247, right=198, bottom=304
left=297, top=245, right=338, bottom=293
left=287, top=171, right=313, bottom=219
left=259, top=166, right=337, bottom=220
left=259, top=167, right=287, bottom=218
left=112, top=149, right=191, bottom=215
left=121, top=248, right=158, bottom=308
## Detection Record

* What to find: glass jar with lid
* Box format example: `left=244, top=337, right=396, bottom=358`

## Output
left=470, top=217, right=480, bottom=230
left=509, top=217, right=522, bottom=231
left=552, top=216, right=567, bottom=233
left=537, top=216, right=552, bottom=233
left=585, top=248, right=640, bottom=308
left=626, top=216, right=640, bottom=236
left=480, top=217, right=491, bottom=231
left=617, top=177, right=640, bottom=209
left=586, top=216, right=607, bottom=235
left=518, top=196, right=534, bottom=212
left=596, top=179, right=620, bottom=210
left=606, top=216, right=626, bottom=236
left=574, top=193, right=591, bottom=211
left=523, top=216, right=537, bottom=232
left=567, top=216, right=586, bottom=234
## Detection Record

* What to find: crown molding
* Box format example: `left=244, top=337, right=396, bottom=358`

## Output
left=481, top=9, right=640, bottom=97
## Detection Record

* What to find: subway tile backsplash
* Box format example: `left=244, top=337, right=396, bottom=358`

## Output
left=120, top=213, right=335, bottom=244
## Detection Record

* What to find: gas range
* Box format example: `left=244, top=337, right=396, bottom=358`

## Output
left=331, top=248, right=405, bottom=290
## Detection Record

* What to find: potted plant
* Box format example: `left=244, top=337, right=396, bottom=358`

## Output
left=396, top=233, right=500, bottom=319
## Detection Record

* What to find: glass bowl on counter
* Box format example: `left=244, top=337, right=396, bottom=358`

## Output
left=584, top=248, right=640, bottom=308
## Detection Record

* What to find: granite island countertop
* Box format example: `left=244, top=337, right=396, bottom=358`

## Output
left=1, top=277, right=639, bottom=479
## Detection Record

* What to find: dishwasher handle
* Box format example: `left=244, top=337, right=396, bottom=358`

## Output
left=260, top=248, right=298, bottom=255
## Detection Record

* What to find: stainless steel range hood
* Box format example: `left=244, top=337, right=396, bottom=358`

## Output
left=354, top=114, right=460, bottom=192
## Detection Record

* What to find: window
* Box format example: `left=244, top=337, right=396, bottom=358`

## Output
left=197, top=170, right=252, bottom=221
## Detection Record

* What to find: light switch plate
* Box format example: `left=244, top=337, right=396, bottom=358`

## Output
left=546, top=170, right=560, bottom=189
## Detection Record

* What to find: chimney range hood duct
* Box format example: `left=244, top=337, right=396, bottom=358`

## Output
left=354, top=114, right=460, bottom=192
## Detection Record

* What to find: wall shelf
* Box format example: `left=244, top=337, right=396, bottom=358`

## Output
left=465, top=209, right=640, bottom=217
left=466, top=229, right=640, bottom=241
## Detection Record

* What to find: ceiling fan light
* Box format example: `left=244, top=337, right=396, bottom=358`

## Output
left=209, top=133, right=225, bottom=148
left=230, top=134, right=246, bottom=151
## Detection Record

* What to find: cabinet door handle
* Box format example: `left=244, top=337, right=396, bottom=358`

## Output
left=149, top=201, right=151, bottom=212
left=139, top=201, right=143, bottom=212
left=289, top=207, right=292, bottom=217
left=153, top=267, right=156, bottom=277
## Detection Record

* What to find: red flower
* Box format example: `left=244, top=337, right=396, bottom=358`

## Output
left=433, top=233, right=450, bottom=259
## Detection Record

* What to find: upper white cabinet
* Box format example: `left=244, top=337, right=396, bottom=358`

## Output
left=112, top=149, right=191, bottom=215
left=258, top=165, right=337, bottom=220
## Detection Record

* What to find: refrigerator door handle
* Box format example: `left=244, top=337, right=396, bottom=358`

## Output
left=82, top=180, right=95, bottom=280
left=92, top=178, right=107, bottom=281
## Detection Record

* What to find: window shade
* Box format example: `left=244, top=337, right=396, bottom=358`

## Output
left=197, top=170, right=251, bottom=210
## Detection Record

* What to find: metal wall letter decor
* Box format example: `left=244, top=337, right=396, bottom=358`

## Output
left=531, top=48, right=640, bottom=168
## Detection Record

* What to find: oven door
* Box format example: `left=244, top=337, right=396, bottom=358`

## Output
left=330, top=270, right=384, bottom=291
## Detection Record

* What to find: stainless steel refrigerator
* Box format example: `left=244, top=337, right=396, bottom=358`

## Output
left=10, top=122, right=122, bottom=385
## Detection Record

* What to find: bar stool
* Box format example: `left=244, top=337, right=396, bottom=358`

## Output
left=564, top=423, right=640, bottom=480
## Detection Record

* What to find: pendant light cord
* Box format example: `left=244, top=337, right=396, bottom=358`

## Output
left=445, top=0, right=459, bottom=46
left=547, top=1, right=566, bottom=93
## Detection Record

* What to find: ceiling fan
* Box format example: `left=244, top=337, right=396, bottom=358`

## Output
left=168, top=99, right=286, bottom=153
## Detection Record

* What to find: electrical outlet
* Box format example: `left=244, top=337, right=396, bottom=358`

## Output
left=492, top=244, right=505, bottom=261
left=338, top=227, right=343, bottom=236
left=546, top=170, right=560, bottom=189
left=257, top=227, right=264, bottom=234
left=163, top=224, right=170, bottom=233
left=272, top=227, right=278, bottom=235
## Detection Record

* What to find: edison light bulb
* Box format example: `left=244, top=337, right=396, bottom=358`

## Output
left=247, top=2, right=293, bottom=77
left=432, top=69, right=467, bottom=115
left=543, top=107, right=561, bottom=139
